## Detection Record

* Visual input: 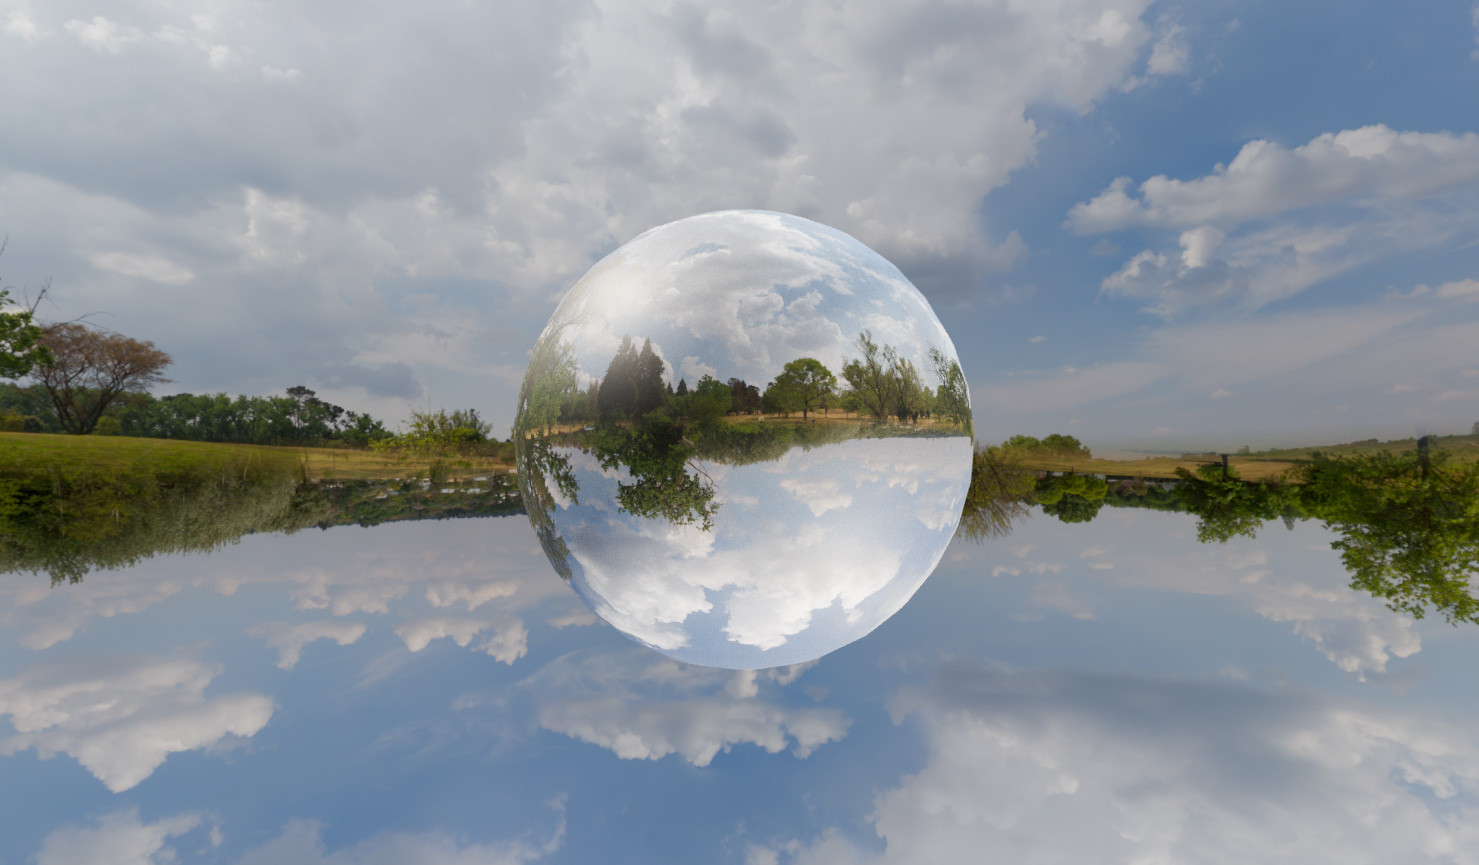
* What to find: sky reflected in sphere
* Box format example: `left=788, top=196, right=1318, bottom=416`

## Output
left=515, top=211, right=973, bottom=669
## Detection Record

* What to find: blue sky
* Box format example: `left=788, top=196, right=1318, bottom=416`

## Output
left=4, top=510, right=1479, bottom=863
left=5, top=0, right=1478, bottom=449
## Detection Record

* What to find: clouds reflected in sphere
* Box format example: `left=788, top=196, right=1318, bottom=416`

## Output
left=515, top=211, right=972, bottom=669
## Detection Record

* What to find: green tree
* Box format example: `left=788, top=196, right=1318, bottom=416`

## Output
left=1295, top=449, right=1479, bottom=625
left=957, top=445, right=1036, bottom=540
left=770, top=357, right=837, bottom=420
left=0, top=289, right=51, bottom=380
left=1173, top=463, right=1290, bottom=543
left=928, top=346, right=971, bottom=433
left=597, top=335, right=640, bottom=422
left=841, top=330, right=891, bottom=420
left=518, top=336, right=579, bottom=435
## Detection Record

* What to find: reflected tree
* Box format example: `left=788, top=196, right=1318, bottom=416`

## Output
left=956, top=445, right=1036, bottom=540
left=1173, top=463, right=1292, bottom=544
left=1295, top=448, right=1479, bottom=625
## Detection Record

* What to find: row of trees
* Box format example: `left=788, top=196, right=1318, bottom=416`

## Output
left=1, top=269, right=476, bottom=447
left=518, top=330, right=972, bottom=435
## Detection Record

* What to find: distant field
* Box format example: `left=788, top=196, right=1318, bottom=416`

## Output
left=1012, top=433, right=1479, bottom=482
left=0, top=433, right=515, bottom=482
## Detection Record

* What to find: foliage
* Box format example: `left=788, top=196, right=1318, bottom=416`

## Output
left=0, top=433, right=311, bottom=583
left=518, top=336, right=578, bottom=435
left=767, top=357, right=837, bottom=420
left=1294, top=450, right=1479, bottom=625
left=373, top=408, right=493, bottom=457
left=1169, top=463, right=1294, bottom=544
left=1004, top=434, right=1091, bottom=458
left=1034, top=473, right=1109, bottom=524
left=928, top=346, right=971, bottom=433
left=32, top=323, right=173, bottom=434
left=957, top=445, right=1035, bottom=540
left=0, top=288, right=51, bottom=379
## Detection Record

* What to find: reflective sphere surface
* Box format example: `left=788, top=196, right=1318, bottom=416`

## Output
left=516, top=211, right=972, bottom=668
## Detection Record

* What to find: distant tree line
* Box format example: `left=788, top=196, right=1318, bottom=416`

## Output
left=1, top=382, right=398, bottom=446
left=518, top=330, right=971, bottom=436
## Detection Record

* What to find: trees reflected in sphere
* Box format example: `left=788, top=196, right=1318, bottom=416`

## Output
left=515, top=211, right=973, bottom=669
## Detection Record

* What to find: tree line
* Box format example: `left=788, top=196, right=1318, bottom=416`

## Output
left=1, top=265, right=494, bottom=448
left=518, top=329, right=971, bottom=436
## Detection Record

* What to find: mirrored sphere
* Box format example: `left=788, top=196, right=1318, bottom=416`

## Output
left=515, top=211, right=973, bottom=669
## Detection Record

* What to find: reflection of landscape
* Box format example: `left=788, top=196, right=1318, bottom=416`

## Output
left=0, top=449, right=521, bottom=584
left=961, top=436, right=1479, bottom=627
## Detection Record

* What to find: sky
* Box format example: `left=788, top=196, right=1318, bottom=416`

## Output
left=4, top=506, right=1479, bottom=863
left=3, top=0, right=1479, bottom=449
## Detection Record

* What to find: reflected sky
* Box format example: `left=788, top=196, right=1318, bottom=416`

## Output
left=553, top=436, right=972, bottom=668
left=4, top=511, right=1479, bottom=863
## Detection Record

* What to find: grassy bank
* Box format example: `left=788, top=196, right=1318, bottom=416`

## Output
left=0, top=432, right=516, bottom=483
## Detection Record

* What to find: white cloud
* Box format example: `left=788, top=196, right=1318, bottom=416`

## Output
left=0, top=656, right=274, bottom=792
left=87, top=250, right=195, bottom=284
left=767, top=663, right=1479, bottom=865
left=65, top=16, right=142, bottom=54
left=528, top=650, right=846, bottom=766
left=1068, top=126, right=1479, bottom=313
left=35, top=810, right=206, bottom=865
left=1146, top=18, right=1189, bottom=76
left=249, top=620, right=368, bottom=670
left=36, top=804, right=566, bottom=865
left=233, top=805, right=566, bottom=865
left=5, top=10, right=41, bottom=41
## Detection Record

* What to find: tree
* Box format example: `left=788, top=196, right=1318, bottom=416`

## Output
left=928, top=346, right=971, bottom=433
left=770, top=357, right=837, bottom=420
left=1295, top=449, right=1479, bottom=625
left=597, top=336, right=640, bottom=422
left=634, top=338, right=666, bottom=417
left=0, top=289, right=51, bottom=380
left=841, top=330, right=890, bottom=419
left=518, top=336, right=579, bottom=435
left=32, top=323, right=172, bottom=434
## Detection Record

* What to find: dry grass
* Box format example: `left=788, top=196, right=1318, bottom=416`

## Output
left=268, top=444, right=514, bottom=481
left=0, top=433, right=515, bottom=483
left=1012, top=453, right=1299, bottom=482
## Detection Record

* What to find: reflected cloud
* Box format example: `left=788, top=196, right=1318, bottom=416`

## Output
left=0, top=656, right=274, bottom=792
left=513, top=650, right=847, bottom=767
left=763, top=661, right=1479, bottom=864
left=547, top=436, right=970, bottom=668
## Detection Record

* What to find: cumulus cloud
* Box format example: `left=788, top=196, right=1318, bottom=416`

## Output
left=1068, top=125, right=1479, bottom=313
left=0, top=655, right=274, bottom=792
left=249, top=620, right=368, bottom=670
left=762, top=662, right=1479, bottom=865
left=34, top=810, right=207, bottom=865
left=528, top=650, right=847, bottom=766
left=0, top=0, right=1165, bottom=431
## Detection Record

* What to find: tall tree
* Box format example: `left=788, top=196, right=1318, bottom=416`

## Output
left=33, top=323, right=172, bottom=434
left=770, top=357, right=837, bottom=420
left=597, top=335, right=639, bottom=422
left=634, top=338, right=666, bottom=417
left=928, top=346, right=971, bottom=433
left=518, top=336, right=578, bottom=435
left=840, top=330, right=891, bottom=420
